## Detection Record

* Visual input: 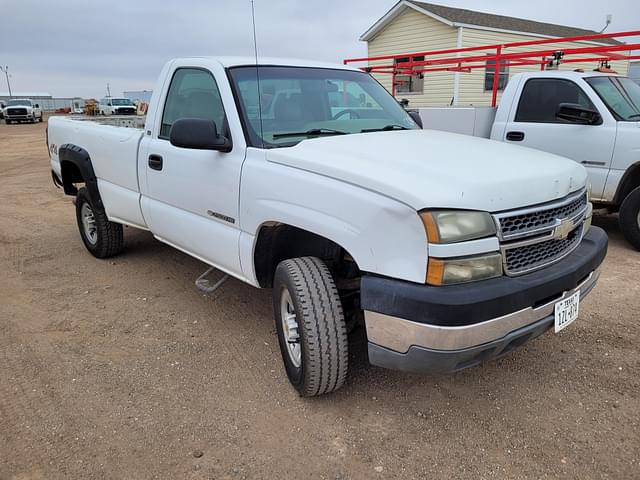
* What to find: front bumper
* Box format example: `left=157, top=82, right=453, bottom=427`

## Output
left=362, top=227, right=608, bottom=373
left=6, top=114, right=34, bottom=120
left=115, top=108, right=136, bottom=115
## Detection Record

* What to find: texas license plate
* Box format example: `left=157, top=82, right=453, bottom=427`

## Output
left=554, top=290, right=580, bottom=333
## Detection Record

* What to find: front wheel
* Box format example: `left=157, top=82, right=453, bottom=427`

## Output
left=75, top=187, right=124, bottom=258
left=619, top=185, right=640, bottom=250
left=272, top=257, right=348, bottom=397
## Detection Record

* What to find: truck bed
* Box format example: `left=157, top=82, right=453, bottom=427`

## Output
left=48, top=116, right=146, bottom=227
left=418, top=107, right=496, bottom=138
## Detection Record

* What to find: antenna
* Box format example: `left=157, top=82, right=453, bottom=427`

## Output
left=599, top=14, right=612, bottom=33
left=250, top=0, right=264, bottom=146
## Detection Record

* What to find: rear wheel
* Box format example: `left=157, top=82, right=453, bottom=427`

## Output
left=38, top=112, right=43, bottom=123
left=75, top=187, right=124, bottom=258
left=272, top=257, right=348, bottom=397
left=619, top=185, right=640, bottom=250
left=5, top=119, right=10, bottom=124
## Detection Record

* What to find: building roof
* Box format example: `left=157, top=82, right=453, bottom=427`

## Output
left=361, top=1, right=622, bottom=45
left=0, top=92, right=52, bottom=98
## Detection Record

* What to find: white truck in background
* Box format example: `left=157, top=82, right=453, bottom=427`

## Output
left=419, top=71, right=640, bottom=250
left=3, top=98, right=43, bottom=124
left=98, top=97, right=136, bottom=116
left=47, top=57, right=607, bottom=396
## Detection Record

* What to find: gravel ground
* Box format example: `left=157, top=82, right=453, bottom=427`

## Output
left=1, top=118, right=639, bottom=480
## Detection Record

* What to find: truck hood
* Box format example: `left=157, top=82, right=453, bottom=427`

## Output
left=266, top=129, right=587, bottom=212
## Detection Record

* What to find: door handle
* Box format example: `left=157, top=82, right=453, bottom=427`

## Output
left=148, top=154, right=163, bottom=171
left=506, top=131, right=525, bottom=141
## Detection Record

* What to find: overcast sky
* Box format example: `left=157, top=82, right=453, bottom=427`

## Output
left=1, top=0, right=638, bottom=98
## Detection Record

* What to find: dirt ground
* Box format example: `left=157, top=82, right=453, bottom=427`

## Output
left=0, top=118, right=638, bottom=480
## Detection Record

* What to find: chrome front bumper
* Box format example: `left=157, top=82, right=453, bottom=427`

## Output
left=366, top=267, right=600, bottom=354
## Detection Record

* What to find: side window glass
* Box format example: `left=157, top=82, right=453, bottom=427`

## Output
left=160, top=68, right=226, bottom=139
left=515, top=78, right=597, bottom=123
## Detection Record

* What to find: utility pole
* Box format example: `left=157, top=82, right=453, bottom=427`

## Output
left=0, top=65, right=12, bottom=98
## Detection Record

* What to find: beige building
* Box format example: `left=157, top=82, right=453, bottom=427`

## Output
left=361, top=1, right=629, bottom=107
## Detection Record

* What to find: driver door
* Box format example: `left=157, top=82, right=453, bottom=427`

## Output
left=142, top=66, right=245, bottom=277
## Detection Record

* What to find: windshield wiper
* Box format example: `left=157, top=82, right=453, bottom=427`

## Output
left=272, top=128, right=348, bottom=139
left=361, top=124, right=410, bottom=133
left=627, top=113, right=640, bottom=119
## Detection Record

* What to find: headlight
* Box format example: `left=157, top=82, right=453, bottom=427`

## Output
left=420, top=210, right=496, bottom=243
left=427, top=253, right=503, bottom=285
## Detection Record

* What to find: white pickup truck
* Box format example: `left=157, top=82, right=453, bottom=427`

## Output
left=4, top=98, right=43, bottom=124
left=419, top=71, right=640, bottom=250
left=48, top=57, right=607, bottom=396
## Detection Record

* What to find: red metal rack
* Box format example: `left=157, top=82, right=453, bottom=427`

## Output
left=344, top=30, right=640, bottom=106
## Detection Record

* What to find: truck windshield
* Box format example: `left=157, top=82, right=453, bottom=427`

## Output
left=111, top=99, right=133, bottom=106
left=585, top=76, right=640, bottom=121
left=7, top=99, right=32, bottom=107
left=228, top=66, right=418, bottom=148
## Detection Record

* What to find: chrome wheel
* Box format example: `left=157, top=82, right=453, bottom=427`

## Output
left=280, top=288, right=301, bottom=367
left=81, top=203, right=98, bottom=245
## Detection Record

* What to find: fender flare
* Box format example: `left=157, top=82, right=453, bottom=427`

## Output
left=613, top=161, right=640, bottom=205
left=58, top=144, right=103, bottom=208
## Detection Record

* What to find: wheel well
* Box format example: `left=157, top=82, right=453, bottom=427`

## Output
left=614, top=162, right=640, bottom=206
left=253, top=223, right=360, bottom=288
left=60, top=160, right=83, bottom=196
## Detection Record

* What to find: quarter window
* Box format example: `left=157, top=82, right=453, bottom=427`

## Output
left=484, top=59, right=509, bottom=91
left=515, top=78, right=597, bottom=123
left=160, top=68, right=226, bottom=139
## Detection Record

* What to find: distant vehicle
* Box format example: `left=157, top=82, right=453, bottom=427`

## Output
left=98, top=97, right=136, bottom=116
left=4, top=98, right=43, bottom=124
left=72, top=98, right=85, bottom=115
left=0, top=101, right=5, bottom=119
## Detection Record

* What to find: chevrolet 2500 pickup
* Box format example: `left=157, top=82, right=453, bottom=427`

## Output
left=420, top=70, right=640, bottom=250
left=48, top=57, right=608, bottom=396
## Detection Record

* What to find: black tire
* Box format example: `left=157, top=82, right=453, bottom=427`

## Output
left=272, top=257, right=348, bottom=397
left=38, top=112, right=43, bottom=123
left=619, top=185, right=640, bottom=250
left=5, top=119, right=11, bottom=124
left=75, top=187, right=124, bottom=258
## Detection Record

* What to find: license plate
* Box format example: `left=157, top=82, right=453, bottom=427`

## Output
left=554, top=290, right=580, bottom=333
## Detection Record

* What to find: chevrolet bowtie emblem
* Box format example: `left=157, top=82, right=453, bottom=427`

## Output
left=552, top=218, right=575, bottom=240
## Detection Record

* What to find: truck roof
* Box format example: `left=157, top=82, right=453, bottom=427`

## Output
left=174, top=56, right=360, bottom=71
left=515, top=70, right=622, bottom=80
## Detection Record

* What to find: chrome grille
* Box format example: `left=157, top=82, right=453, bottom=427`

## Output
left=7, top=108, right=27, bottom=116
left=495, top=189, right=588, bottom=276
left=497, top=191, right=587, bottom=240
left=504, top=224, right=582, bottom=275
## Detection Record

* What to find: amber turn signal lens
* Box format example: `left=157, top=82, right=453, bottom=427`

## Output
left=426, top=257, right=446, bottom=285
left=420, top=211, right=440, bottom=243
